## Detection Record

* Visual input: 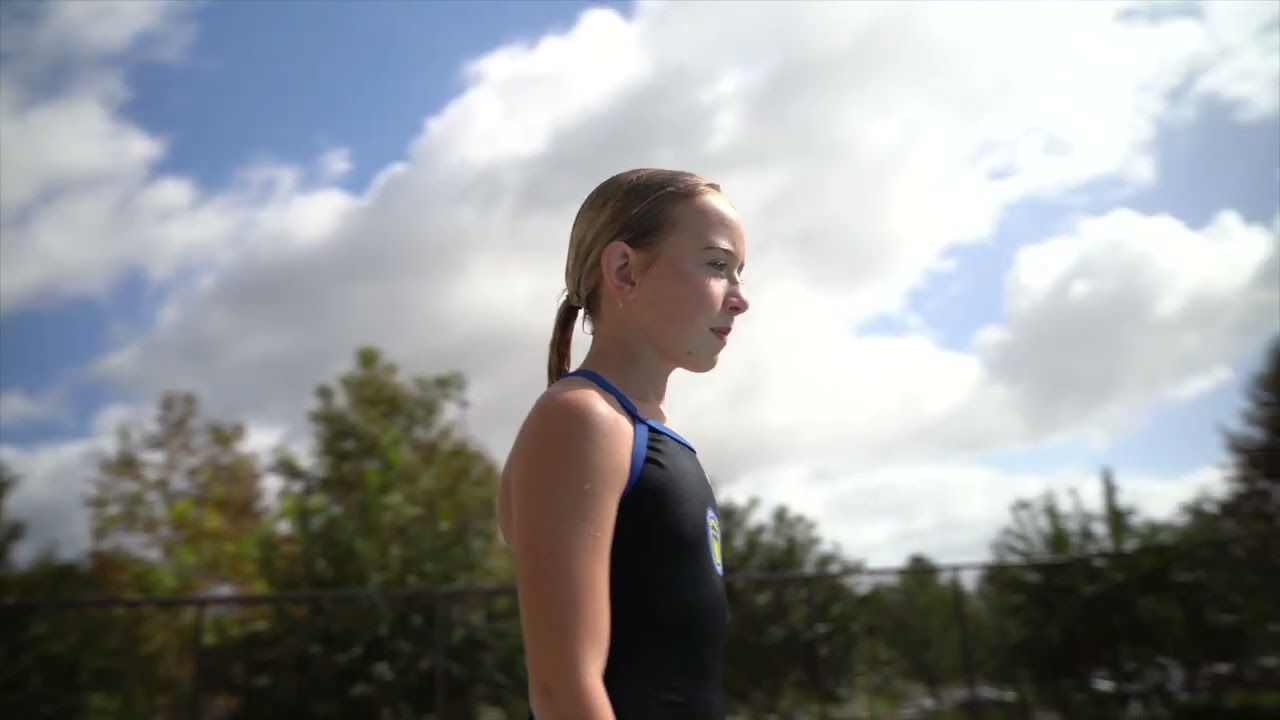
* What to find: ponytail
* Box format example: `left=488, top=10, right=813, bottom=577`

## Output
left=547, top=297, right=580, bottom=386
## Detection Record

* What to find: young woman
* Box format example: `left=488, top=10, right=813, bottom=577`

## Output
left=498, top=168, right=750, bottom=720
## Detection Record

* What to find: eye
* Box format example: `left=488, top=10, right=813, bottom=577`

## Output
left=707, top=260, right=730, bottom=273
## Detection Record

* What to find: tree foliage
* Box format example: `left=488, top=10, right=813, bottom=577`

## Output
left=269, top=346, right=505, bottom=591
left=85, top=391, right=271, bottom=597
left=181, top=347, right=514, bottom=718
left=969, top=339, right=1280, bottom=718
left=1220, top=337, right=1280, bottom=558
left=719, top=498, right=862, bottom=716
left=2, top=338, right=1277, bottom=718
left=0, top=461, right=26, bottom=573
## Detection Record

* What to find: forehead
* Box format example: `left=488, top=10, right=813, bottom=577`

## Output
left=664, top=193, right=746, bottom=253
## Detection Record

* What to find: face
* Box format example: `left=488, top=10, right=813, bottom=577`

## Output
left=628, top=193, right=751, bottom=372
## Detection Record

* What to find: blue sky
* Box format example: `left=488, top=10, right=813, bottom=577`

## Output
left=1, top=0, right=1276, bottom=564
left=129, top=0, right=627, bottom=191
left=2, top=0, right=617, bottom=444
left=2, top=0, right=1275, bottom=462
left=865, top=103, right=1278, bottom=478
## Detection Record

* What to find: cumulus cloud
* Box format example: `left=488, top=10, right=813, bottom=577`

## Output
left=315, top=148, right=354, bottom=183
left=1189, top=0, right=1280, bottom=121
left=0, top=403, right=139, bottom=561
left=967, top=208, right=1279, bottom=447
left=725, top=462, right=1227, bottom=568
left=1, top=402, right=292, bottom=564
left=0, top=0, right=243, bottom=314
left=0, top=0, right=194, bottom=70
left=0, top=389, right=67, bottom=429
left=2, top=0, right=1278, bottom=562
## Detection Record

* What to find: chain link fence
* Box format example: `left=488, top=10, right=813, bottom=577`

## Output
left=3, top=544, right=1276, bottom=719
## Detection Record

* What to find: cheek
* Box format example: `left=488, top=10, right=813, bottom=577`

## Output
left=689, top=277, right=726, bottom=313
left=639, top=277, right=702, bottom=333
left=659, top=272, right=718, bottom=317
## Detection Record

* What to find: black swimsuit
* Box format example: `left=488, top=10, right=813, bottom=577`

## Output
left=528, top=369, right=729, bottom=719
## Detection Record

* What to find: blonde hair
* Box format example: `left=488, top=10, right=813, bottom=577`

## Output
left=547, top=168, right=722, bottom=386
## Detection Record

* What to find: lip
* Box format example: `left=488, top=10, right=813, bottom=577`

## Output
left=711, top=327, right=732, bottom=340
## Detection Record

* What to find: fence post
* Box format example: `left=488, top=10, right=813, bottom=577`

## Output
left=950, top=568, right=979, bottom=720
left=847, top=574, right=861, bottom=716
left=435, top=591, right=450, bottom=720
left=807, top=575, right=831, bottom=719
left=190, top=603, right=206, bottom=720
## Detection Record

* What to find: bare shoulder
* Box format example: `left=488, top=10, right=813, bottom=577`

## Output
left=498, top=379, right=634, bottom=541
left=531, top=378, right=634, bottom=447
left=501, top=379, right=633, bottom=712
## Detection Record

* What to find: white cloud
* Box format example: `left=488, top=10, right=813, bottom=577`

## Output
left=0, top=403, right=292, bottom=564
left=1165, top=365, right=1235, bottom=402
left=0, top=404, right=1227, bottom=568
left=0, top=403, right=138, bottom=561
left=2, top=0, right=1278, bottom=563
left=1190, top=0, right=1280, bottom=121
left=0, top=389, right=66, bottom=429
left=968, top=208, right=1279, bottom=446
left=0, top=0, right=195, bottom=69
left=2, top=437, right=101, bottom=560
left=0, top=0, right=238, bottom=314
left=315, top=148, right=354, bottom=183
left=725, top=462, right=1226, bottom=568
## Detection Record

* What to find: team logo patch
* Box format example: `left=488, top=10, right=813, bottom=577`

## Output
left=706, top=507, right=723, bottom=576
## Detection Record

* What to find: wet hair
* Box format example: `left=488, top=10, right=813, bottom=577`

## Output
left=547, top=168, right=722, bottom=386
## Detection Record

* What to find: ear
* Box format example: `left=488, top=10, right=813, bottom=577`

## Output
left=599, top=240, right=644, bottom=301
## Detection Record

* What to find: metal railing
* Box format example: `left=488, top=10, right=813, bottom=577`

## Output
left=3, top=541, right=1275, bottom=719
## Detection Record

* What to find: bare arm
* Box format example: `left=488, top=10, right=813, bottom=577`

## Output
left=503, top=386, right=631, bottom=720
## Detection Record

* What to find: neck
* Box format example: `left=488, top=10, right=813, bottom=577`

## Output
left=580, top=325, right=673, bottom=413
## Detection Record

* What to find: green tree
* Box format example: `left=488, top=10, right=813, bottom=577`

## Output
left=67, top=390, right=275, bottom=718
left=1135, top=338, right=1280, bottom=717
left=978, top=469, right=1168, bottom=718
left=270, top=346, right=506, bottom=591
left=1220, top=336, right=1279, bottom=556
left=85, top=391, right=271, bottom=597
left=719, top=497, right=863, bottom=717
left=215, top=347, right=518, bottom=720
left=0, top=460, right=24, bottom=572
left=877, top=555, right=963, bottom=702
left=0, top=466, right=135, bottom=720
left=978, top=438, right=1280, bottom=720
left=1184, top=336, right=1280, bottom=715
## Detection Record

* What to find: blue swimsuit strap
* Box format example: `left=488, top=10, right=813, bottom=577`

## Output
left=561, top=369, right=696, bottom=495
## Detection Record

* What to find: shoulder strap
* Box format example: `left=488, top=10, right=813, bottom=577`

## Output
left=561, top=369, right=648, bottom=496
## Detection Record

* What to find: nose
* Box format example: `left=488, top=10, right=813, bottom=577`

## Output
left=726, top=283, right=750, bottom=316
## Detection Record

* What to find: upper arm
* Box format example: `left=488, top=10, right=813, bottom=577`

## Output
left=503, top=387, right=632, bottom=705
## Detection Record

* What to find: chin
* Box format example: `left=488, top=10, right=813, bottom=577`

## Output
left=680, top=353, right=721, bottom=374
